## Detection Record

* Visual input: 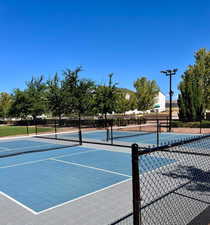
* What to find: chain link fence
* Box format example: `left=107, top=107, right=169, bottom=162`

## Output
left=131, top=135, right=210, bottom=225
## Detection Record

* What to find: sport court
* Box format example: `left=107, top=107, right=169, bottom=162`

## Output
left=0, top=138, right=175, bottom=214
left=53, top=129, right=200, bottom=146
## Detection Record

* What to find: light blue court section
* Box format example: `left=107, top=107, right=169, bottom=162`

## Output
left=0, top=146, right=95, bottom=167
left=55, top=130, right=199, bottom=145
left=64, top=130, right=199, bottom=145
left=0, top=139, right=68, bottom=157
left=0, top=159, right=127, bottom=212
left=58, top=150, right=175, bottom=176
left=0, top=146, right=175, bottom=212
left=114, top=132, right=199, bottom=145
left=57, top=130, right=107, bottom=141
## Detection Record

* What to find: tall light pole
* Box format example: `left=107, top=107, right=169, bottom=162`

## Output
left=160, top=69, right=178, bottom=132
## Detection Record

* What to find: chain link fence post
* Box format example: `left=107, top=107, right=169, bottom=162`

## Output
left=132, top=143, right=141, bottom=225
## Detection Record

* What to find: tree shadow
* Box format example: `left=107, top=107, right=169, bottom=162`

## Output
left=160, top=165, right=210, bottom=196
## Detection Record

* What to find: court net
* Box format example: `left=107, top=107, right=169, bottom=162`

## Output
left=0, top=137, right=80, bottom=158
left=110, top=124, right=158, bottom=140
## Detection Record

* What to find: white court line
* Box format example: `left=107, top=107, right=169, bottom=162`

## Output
left=0, top=134, right=36, bottom=141
left=0, top=147, right=11, bottom=152
left=0, top=191, right=38, bottom=215
left=0, top=149, right=100, bottom=169
left=37, top=178, right=131, bottom=214
left=0, top=128, right=98, bottom=141
left=51, top=158, right=131, bottom=178
left=0, top=142, right=67, bottom=153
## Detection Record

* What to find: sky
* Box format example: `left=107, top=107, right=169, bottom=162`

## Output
left=0, top=0, right=209, bottom=99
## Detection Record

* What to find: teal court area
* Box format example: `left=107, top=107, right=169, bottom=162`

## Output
left=0, top=139, right=175, bottom=213
left=55, top=130, right=200, bottom=145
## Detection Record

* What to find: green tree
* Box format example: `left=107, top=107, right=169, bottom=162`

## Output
left=46, top=73, right=65, bottom=122
left=26, top=76, right=47, bottom=120
left=115, top=89, right=136, bottom=114
left=63, top=67, right=95, bottom=118
left=0, top=92, right=12, bottom=119
left=9, top=89, right=31, bottom=119
left=178, top=48, right=210, bottom=121
left=134, top=77, right=159, bottom=112
left=94, top=73, right=118, bottom=121
left=115, top=90, right=130, bottom=114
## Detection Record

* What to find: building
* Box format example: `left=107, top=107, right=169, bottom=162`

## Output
left=124, top=91, right=166, bottom=115
left=153, top=91, right=166, bottom=112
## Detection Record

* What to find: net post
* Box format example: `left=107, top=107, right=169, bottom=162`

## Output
left=34, top=118, right=38, bottom=136
left=157, top=119, right=160, bottom=147
left=54, top=119, right=57, bottom=139
left=139, top=118, right=141, bottom=131
left=78, top=113, right=82, bottom=145
left=79, top=130, right=82, bottom=145
left=106, top=119, right=109, bottom=142
left=132, top=143, right=141, bottom=225
left=200, top=119, right=202, bottom=134
left=167, top=116, right=169, bottom=132
left=110, top=119, right=113, bottom=145
left=26, top=119, right=29, bottom=136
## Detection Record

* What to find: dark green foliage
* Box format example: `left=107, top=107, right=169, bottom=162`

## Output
left=134, top=77, right=160, bottom=111
left=26, top=76, right=47, bottom=119
left=178, top=48, right=210, bottom=121
left=115, top=89, right=137, bottom=114
left=93, top=73, right=118, bottom=117
left=62, top=67, right=95, bottom=116
left=0, top=92, right=12, bottom=119
left=9, top=89, right=31, bottom=118
left=46, top=73, right=65, bottom=120
left=115, top=90, right=130, bottom=114
left=172, top=120, right=210, bottom=128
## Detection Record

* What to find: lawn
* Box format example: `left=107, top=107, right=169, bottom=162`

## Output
left=0, top=126, right=53, bottom=137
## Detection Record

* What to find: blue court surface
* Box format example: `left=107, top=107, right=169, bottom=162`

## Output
left=56, top=130, right=199, bottom=145
left=0, top=139, right=175, bottom=213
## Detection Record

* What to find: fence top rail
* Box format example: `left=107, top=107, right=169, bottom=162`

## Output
left=137, top=134, right=210, bottom=156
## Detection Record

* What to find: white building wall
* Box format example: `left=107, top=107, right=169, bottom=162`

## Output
left=124, top=91, right=165, bottom=114
left=153, top=92, right=166, bottom=112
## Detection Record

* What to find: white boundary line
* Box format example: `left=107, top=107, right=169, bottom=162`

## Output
left=0, top=142, right=64, bottom=153
left=0, top=134, right=35, bottom=141
left=0, top=147, right=11, bottom=152
left=0, top=149, right=100, bottom=169
left=0, top=149, right=131, bottom=215
left=0, top=150, right=178, bottom=216
left=37, top=178, right=131, bottom=214
left=0, top=191, right=38, bottom=215
left=51, top=158, right=131, bottom=178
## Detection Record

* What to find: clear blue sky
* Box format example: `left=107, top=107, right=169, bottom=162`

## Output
left=0, top=0, right=209, bottom=99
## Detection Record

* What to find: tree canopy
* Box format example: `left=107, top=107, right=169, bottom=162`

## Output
left=93, top=73, right=118, bottom=118
left=62, top=67, right=95, bottom=117
left=0, top=92, right=12, bottom=119
left=134, top=77, right=160, bottom=112
left=46, top=73, right=65, bottom=120
left=9, top=89, right=31, bottom=119
left=178, top=48, right=210, bottom=121
left=1, top=48, right=208, bottom=123
left=26, top=76, right=47, bottom=119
